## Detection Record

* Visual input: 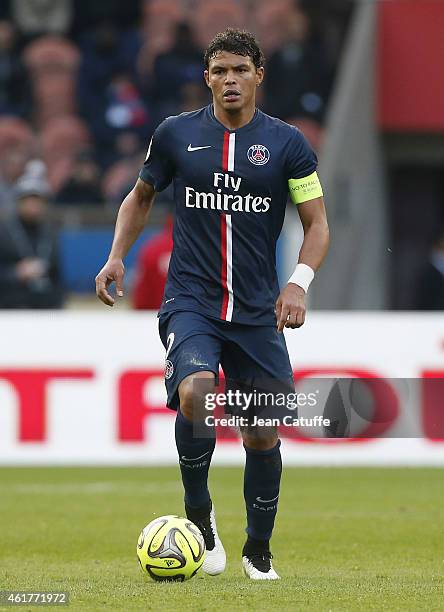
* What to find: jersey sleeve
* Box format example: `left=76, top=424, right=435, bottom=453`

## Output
left=285, top=127, right=323, bottom=204
left=139, top=117, right=174, bottom=192
left=285, top=127, right=318, bottom=180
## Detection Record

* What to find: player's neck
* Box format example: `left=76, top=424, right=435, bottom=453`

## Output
left=212, top=102, right=256, bottom=131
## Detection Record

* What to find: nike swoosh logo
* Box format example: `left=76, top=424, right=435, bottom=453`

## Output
left=187, top=144, right=212, bottom=152
left=181, top=451, right=210, bottom=461
left=256, top=495, right=279, bottom=503
left=165, top=298, right=175, bottom=304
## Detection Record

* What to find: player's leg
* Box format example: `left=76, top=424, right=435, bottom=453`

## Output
left=222, top=326, right=294, bottom=580
left=159, top=311, right=226, bottom=575
left=176, top=371, right=216, bottom=510
left=240, top=426, right=281, bottom=580
left=176, top=371, right=226, bottom=575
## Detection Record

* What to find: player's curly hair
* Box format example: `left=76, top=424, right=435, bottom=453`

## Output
left=204, top=28, right=265, bottom=71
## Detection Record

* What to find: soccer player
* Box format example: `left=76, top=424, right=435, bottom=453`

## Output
left=96, top=29, right=329, bottom=580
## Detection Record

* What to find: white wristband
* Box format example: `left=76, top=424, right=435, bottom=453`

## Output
left=288, top=263, right=315, bottom=293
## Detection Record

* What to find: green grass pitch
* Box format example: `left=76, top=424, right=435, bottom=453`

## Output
left=1, top=466, right=443, bottom=611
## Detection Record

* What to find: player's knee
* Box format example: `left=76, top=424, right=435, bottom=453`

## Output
left=242, top=431, right=279, bottom=452
left=178, top=371, right=215, bottom=421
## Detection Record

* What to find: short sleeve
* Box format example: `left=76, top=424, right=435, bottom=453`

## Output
left=139, top=118, right=174, bottom=191
left=285, top=127, right=318, bottom=180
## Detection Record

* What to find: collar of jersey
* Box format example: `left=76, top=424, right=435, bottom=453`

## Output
left=206, top=104, right=260, bottom=133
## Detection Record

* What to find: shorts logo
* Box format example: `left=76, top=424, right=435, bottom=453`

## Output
left=247, top=144, right=270, bottom=166
left=165, top=360, right=174, bottom=380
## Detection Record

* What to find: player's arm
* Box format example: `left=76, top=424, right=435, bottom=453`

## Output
left=295, top=195, right=329, bottom=273
left=276, top=173, right=329, bottom=331
left=95, top=178, right=155, bottom=306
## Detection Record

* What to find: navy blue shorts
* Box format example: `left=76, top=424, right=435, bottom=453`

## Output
left=158, top=310, right=294, bottom=410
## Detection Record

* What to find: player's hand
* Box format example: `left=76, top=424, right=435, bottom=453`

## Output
left=275, top=283, right=306, bottom=332
left=95, top=258, right=125, bottom=306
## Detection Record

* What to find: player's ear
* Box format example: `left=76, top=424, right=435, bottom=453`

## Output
left=256, top=66, right=264, bottom=87
left=204, top=70, right=210, bottom=88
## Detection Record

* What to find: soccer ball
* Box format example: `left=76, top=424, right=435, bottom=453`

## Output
left=137, top=515, right=206, bottom=581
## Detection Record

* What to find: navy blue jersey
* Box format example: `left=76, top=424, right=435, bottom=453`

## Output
left=139, top=104, right=318, bottom=326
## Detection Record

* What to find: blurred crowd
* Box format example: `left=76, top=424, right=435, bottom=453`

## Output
left=0, top=0, right=352, bottom=308
left=0, top=0, right=351, bottom=211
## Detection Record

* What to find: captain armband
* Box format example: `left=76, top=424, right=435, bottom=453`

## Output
left=288, top=171, right=323, bottom=205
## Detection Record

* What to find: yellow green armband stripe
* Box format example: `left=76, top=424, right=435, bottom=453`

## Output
left=288, top=171, right=323, bottom=204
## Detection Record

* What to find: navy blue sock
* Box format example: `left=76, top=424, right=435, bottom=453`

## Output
left=175, top=408, right=216, bottom=509
left=243, top=440, right=282, bottom=541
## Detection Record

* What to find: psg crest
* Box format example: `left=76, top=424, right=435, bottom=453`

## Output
left=247, top=144, right=270, bottom=166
